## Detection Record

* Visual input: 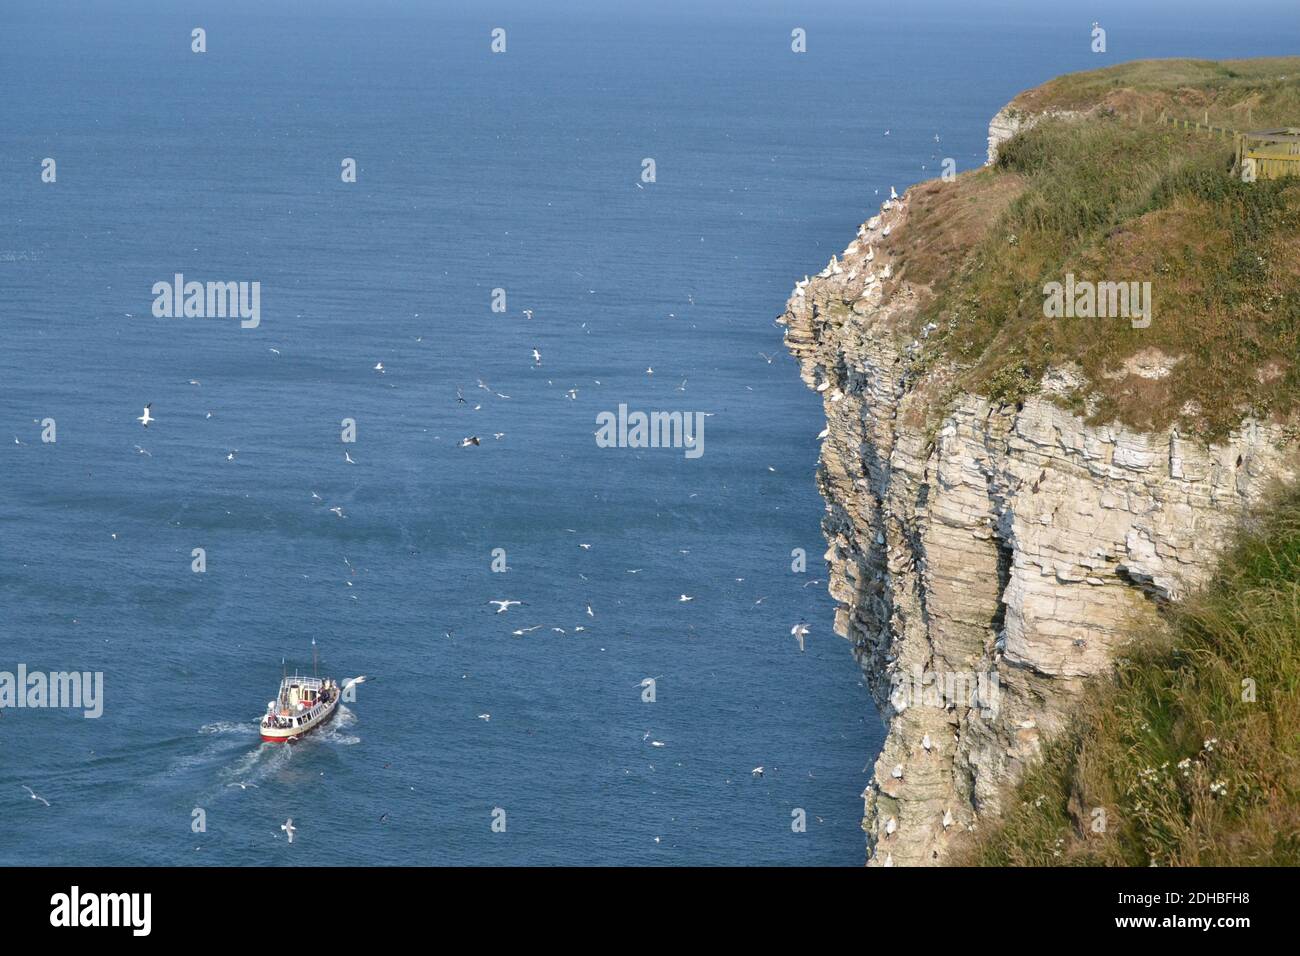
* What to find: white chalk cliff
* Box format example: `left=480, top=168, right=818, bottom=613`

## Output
left=780, top=106, right=1296, bottom=866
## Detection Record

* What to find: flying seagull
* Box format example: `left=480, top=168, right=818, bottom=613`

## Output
left=137, top=404, right=154, bottom=428
left=22, top=786, right=50, bottom=807
left=281, top=818, right=296, bottom=843
left=791, top=622, right=810, bottom=652
left=489, top=599, right=523, bottom=613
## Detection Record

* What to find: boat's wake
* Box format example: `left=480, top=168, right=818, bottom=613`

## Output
left=221, top=739, right=294, bottom=786
left=185, top=705, right=358, bottom=805
left=199, top=720, right=259, bottom=738
left=317, top=705, right=360, bottom=745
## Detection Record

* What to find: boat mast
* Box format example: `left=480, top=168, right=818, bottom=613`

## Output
left=312, top=638, right=318, bottom=678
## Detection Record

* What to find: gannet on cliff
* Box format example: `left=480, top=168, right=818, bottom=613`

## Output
left=892, top=764, right=904, bottom=779
left=942, top=809, right=954, bottom=829
left=890, top=186, right=899, bottom=200
left=885, top=816, right=897, bottom=835
left=922, top=734, right=933, bottom=752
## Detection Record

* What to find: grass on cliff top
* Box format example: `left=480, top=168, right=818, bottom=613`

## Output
left=902, top=57, right=1300, bottom=441
left=957, top=483, right=1300, bottom=866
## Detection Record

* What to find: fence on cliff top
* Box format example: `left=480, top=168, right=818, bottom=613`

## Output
left=1151, top=111, right=1300, bottom=182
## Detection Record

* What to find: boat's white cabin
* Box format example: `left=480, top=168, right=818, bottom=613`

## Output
left=262, top=674, right=337, bottom=728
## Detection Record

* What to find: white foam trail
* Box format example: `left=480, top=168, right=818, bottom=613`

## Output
left=199, top=720, right=258, bottom=737
left=319, top=705, right=360, bottom=744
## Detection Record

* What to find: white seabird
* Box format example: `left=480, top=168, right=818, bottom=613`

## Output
left=137, top=404, right=154, bottom=428
left=791, top=622, right=810, bottom=652
left=22, top=785, right=50, bottom=807
left=281, top=818, right=296, bottom=843
left=489, top=599, right=523, bottom=613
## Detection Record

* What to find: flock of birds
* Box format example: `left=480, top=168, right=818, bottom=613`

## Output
left=16, top=329, right=835, bottom=842
left=13, top=174, right=959, bottom=848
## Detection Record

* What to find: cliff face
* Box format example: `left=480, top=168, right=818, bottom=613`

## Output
left=780, top=111, right=1296, bottom=866
left=986, top=104, right=1081, bottom=163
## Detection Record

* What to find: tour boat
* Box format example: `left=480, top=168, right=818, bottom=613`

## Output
left=259, top=673, right=342, bottom=743
left=259, top=641, right=356, bottom=743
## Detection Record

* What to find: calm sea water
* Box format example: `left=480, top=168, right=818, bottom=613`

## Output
left=2, top=1, right=1296, bottom=865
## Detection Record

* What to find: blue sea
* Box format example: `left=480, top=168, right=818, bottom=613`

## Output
left=2, top=0, right=1297, bottom=865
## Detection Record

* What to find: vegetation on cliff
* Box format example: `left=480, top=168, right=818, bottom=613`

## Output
left=960, top=484, right=1300, bottom=866
left=895, top=57, right=1300, bottom=441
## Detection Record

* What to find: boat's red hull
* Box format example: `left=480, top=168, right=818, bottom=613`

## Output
left=260, top=697, right=339, bottom=743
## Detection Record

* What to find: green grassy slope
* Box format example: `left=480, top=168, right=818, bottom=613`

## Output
left=896, top=57, right=1300, bottom=440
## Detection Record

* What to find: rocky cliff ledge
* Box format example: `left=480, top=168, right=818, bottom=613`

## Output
left=780, top=64, right=1300, bottom=865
